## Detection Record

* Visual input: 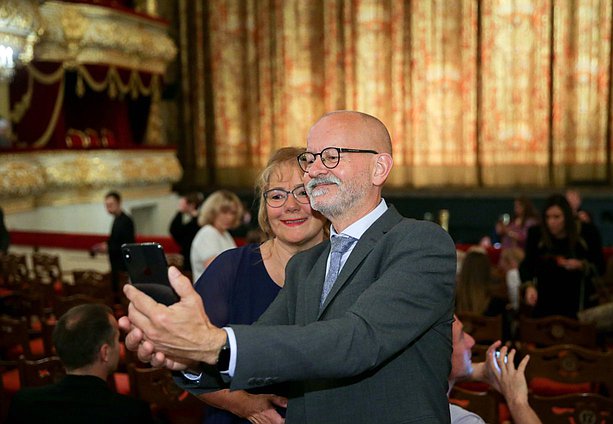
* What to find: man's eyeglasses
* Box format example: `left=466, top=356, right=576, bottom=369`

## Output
left=263, top=186, right=310, bottom=208
left=297, top=147, right=378, bottom=173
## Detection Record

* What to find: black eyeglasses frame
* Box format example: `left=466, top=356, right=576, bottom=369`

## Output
left=296, top=147, right=378, bottom=173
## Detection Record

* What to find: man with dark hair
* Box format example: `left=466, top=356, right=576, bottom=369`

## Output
left=92, top=191, right=136, bottom=293
left=169, top=192, right=203, bottom=273
left=7, top=304, right=154, bottom=423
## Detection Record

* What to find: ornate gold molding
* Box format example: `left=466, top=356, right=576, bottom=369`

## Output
left=0, top=0, right=42, bottom=80
left=0, top=149, right=182, bottom=200
left=35, top=1, right=177, bottom=74
left=0, top=154, right=45, bottom=196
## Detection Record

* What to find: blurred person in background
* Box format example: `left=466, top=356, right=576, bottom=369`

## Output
left=449, top=315, right=541, bottom=424
left=498, top=247, right=525, bottom=312
left=190, top=190, right=243, bottom=281
left=456, top=249, right=507, bottom=318
left=0, top=206, right=9, bottom=254
left=91, top=191, right=135, bottom=294
left=520, top=194, right=605, bottom=318
left=169, top=192, right=203, bottom=273
left=565, top=188, right=593, bottom=224
left=456, top=248, right=510, bottom=339
left=495, top=196, right=539, bottom=249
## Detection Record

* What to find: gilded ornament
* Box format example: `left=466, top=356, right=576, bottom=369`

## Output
left=0, top=0, right=43, bottom=80
left=0, top=150, right=181, bottom=200
left=37, top=1, right=176, bottom=74
left=0, top=155, right=45, bottom=197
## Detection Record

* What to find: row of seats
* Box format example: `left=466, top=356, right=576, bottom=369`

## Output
left=0, top=354, right=205, bottom=423
left=0, top=250, right=205, bottom=423
left=451, top=313, right=613, bottom=423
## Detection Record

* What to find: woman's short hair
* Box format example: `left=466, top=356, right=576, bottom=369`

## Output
left=198, top=190, right=243, bottom=228
left=255, top=147, right=307, bottom=240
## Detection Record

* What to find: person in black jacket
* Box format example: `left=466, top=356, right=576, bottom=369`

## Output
left=7, top=303, right=154, bottom=424
left=169, top=192, right=203, bottom=273
left=0, top=206, right=9, bottom=254
left=520, top=194, right=605, bottom=318
left=92, top=191, right=135, bottom=293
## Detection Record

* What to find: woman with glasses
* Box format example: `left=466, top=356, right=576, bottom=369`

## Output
left=193, top=147, right=328, bottom=424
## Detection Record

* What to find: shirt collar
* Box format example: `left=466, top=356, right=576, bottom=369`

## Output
left=330, top=199, right=388, bottom=240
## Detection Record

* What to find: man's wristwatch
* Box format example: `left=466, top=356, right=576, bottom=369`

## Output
left=215, top=338, right=231, bottom=372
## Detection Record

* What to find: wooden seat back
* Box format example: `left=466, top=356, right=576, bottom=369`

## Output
left=529, top=393, right=613, bottom=423
left=518, top=315, right=598, bottom=348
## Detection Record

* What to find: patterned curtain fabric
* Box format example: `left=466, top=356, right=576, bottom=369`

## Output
left=176, top=0, right=612, bottom=188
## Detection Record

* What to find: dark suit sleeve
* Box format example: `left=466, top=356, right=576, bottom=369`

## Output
left=229, top=220, right=456, bottom=389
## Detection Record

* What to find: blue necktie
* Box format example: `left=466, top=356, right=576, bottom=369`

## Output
left=320, top=235, right=356, bottom=308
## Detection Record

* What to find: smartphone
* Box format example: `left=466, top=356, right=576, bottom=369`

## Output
left=121, top=242, right=179, bottom=305
left=495, top=350, right=508, bottom=363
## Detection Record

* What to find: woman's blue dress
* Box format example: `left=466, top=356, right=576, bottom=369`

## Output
left=194, top=243, right=283, bottom=424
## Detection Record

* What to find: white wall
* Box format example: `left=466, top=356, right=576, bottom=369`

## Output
left=4, top=194, right=180, bottom=236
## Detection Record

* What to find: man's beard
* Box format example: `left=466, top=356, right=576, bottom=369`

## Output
left=306, top=174, right=369, bottom=219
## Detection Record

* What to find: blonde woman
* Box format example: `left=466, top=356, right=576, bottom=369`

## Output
left=190, top=190, right=243, bottom=281
left=194, top=147, right=327, bottom=424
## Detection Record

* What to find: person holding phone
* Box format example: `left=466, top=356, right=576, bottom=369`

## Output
left=494, top=196, right=538, bottom=249
left=194, top=147, right=328, bottom=424
left=121, top=111, right=456, bottom=423
left=449, top=315, right=542, bottom=424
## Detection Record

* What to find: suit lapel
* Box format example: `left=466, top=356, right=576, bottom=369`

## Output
left=317, top=206, right=404, bottom=317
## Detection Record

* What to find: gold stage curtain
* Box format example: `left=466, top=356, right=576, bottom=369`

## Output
left=177, top=0, right=612, bottom=188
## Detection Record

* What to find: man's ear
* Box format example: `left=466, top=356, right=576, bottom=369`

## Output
left=99, top=343, right=110, bottom=363
left=372, top=153, right=393, bottom=186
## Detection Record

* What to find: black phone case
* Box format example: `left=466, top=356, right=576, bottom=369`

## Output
left=121, top=242, right=179, bottom=305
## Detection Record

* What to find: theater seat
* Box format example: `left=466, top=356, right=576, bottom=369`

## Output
left=521, top=344, right=613, bottom=397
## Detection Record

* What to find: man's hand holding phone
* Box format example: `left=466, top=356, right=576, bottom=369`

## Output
left=119, top=266, right=227, bottom=369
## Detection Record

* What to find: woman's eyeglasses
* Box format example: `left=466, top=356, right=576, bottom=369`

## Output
left=263, top=186, right=310, bottom=208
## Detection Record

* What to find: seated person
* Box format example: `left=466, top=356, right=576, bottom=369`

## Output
left=7, top=304, right=154, bottom=424
left=456, top=249, right=507, bottom=317
left=449, top=315, right=541, bottom=424
left=494, top=196, right=539, bottom=249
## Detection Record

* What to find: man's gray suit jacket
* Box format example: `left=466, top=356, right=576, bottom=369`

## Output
left=180, top=206, right=457, bottom=423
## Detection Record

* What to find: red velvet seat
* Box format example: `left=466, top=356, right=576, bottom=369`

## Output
left=529, top=393, right=613, bottom=423
left=521, top=344, right=613, bottom=397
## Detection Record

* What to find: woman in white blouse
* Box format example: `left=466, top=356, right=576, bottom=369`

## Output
left=190, top=190, right=243, bottom=281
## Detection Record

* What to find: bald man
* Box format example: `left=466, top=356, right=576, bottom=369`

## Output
left=121, top=111, right=457, bottom=423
